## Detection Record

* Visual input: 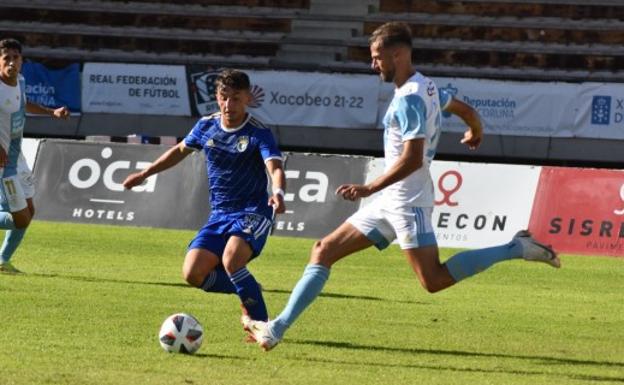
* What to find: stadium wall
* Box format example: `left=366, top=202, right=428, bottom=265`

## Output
left=31, top=139, right=624, bottom=257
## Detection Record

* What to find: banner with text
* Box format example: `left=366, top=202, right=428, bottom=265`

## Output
left=82, top=63, right=191, bottom=116
left=34, top=140, right=209, bottom=229
left=273, top=152, right=369, bottom=238
left=362, top=159, right=541, bottom=248
left=574, top=83, right=624, bottom=139
left=187, top=67, right=380, bottom=128
left=529, top=167, right=624, bottom=257
left=433, top=77, right=579, bottom=137
left=21, top=62, right=81, bottom=112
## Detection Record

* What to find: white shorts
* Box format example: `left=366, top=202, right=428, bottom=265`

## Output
left=347, top=198, right=437, bottom=250
left=0, top=153, right=35, bottom=212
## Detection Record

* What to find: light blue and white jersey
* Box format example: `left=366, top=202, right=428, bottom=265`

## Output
left=0, top=74, right=25, bottom=178
left=183, top=112, right=282, bottom=217
left=380, top=72, right=445, bottom=208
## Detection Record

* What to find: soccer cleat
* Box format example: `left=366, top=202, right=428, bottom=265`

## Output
left=242, top=319, right=281, bottom=351
left=0, top=262, right=23, bottom=274
left=514, top=230, right=560, bottom=268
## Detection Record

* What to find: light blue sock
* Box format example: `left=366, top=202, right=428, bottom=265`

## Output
left=0, top=229, right=26, bottom=264
left=0, top=212, right=16, bottom=230
left=270, top=264, right=330, bottom=339
left=445, top=239, right=522, bottom=282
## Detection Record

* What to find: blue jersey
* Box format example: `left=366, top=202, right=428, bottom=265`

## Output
left=0, top=74, right=26, bottom=177
left=183, top=113, right=282, bottom=216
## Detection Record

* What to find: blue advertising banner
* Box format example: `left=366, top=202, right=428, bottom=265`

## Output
left=21, top=61, right=81, bottom=112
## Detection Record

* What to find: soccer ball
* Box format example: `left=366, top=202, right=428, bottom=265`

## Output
left=158, top=313, right=204, bottom=354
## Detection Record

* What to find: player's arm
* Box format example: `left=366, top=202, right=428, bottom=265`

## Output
left=336, top=139, right=423, bottom=201
left=26, top=101, right=70, bottom=119
left=444, top=98, right=483, bottom=150
left=123, top=142, right=192, bottom=190
left=266, top=158, right=286, bottom=214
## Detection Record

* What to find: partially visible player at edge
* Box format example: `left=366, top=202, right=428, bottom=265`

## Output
left=123, top=69, right=285, bottom=324
left=0, top=38, right=70, bottom=274
left=244, top=22, right=560, bottom=351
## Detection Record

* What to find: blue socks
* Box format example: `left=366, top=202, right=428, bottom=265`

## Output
left=229, top=267, right=268, bottom=322
left=271, top=264, right=330, bottom=339
left=0, top=229, right=26, bottom=264
left=445, top=239, right=522, bottom=282
left=200, top=265, right=237, bottom=294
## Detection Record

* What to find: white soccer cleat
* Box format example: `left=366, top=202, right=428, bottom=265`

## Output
left=514, top=230, right=560, bottom=268
left=242, top=318, right=281, bottom=351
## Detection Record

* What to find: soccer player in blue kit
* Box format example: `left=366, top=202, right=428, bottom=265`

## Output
left=123, top=69, right=285, bottom=323
left=244, top=22, right=560, bottom=351
left=0, top=38, right=70, bottom=274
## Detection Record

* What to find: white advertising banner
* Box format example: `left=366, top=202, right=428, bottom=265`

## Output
left=433, top=77, right=579, bottom=137
left=246, top=70, right=380, bottom=128
left=82, top=63, right=191, bottom=116
left=430, top=161, right=541, bottom=248
left=573, top=83, right=624, bottom=139
left=22, top=138, right=40, bottom=170
left=362, top=159, right=541, bottom=249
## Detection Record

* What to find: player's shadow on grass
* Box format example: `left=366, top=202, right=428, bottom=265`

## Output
left=266, top=288, right=424, bottom=304
left=31, top=272, right=189, bottom=288
left=291, top=339, right=624, bottom=383
left=30, top=273, right=423, bottom=303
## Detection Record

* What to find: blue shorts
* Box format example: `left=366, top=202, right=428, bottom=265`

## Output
left=188, top=211, right=273, bottom=259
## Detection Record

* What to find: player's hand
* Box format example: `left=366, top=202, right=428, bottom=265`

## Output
left=122, top=172, right=146, bottom=190
left=269, top=193, right=285, bottom=214
left=460, top=128, right=482, bottom=150
left=336, top=184, right=373, bottom=201
left=53, top=106, right=70, bottom=120
left=0, top=146, right=7, bottom=168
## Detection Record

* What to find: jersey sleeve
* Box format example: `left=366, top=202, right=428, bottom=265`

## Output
left=182, top=118, right=208, bottom=151
left=396, top=93, right=427, bottom=141
left=438, top=88, right=453, bottom=111
left=255, top=128, right=282, bottom=162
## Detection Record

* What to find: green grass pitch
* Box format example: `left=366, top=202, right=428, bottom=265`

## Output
left=1, top=221, right=623, bottom=385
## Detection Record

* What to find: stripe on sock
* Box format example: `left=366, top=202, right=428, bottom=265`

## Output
left=201, top=271, right=217, bottom=290
left=229, top=267, right=251, bottom=283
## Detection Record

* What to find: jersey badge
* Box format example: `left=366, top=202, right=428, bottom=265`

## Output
left=236, top=136, right=249, bottom=152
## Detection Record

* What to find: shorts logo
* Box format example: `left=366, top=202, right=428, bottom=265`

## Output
left=591, top=95, right=611, bottom=125
left=236, top=136, right=249, bottom=152
left=241, top=213, right=262, bottom=230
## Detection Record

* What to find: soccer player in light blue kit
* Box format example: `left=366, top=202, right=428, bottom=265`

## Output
left=0, top=38, right=70, bottom=274
left=123, top=69, right=285, bottom=323
left=244, top=22, right=560, bottom=350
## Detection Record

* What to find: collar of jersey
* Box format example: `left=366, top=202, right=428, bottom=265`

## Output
left=220, top=113, right=251, bottom=133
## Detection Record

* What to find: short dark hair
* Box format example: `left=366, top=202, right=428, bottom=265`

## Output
left=0, top=38, right=22, bottom=53
left=369, top=22, right=412, bottom=49
left=215, top=69, right=250, bottom=91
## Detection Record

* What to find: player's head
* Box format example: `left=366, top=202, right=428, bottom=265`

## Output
left=368, top=22, right=412, bottom=83
left=0, top=38, right=23, bottom=84
left=215, top=69, right=251, bottom=127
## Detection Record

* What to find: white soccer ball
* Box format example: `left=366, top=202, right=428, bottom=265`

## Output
left=158, top=313, right=204, bottom=354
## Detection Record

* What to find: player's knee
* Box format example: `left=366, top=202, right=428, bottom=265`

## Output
left=419, top=276, right=445, bottom=294
left=182, top=268, right=203, bottom=288
left=310, top=239, right=334, bottom=267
